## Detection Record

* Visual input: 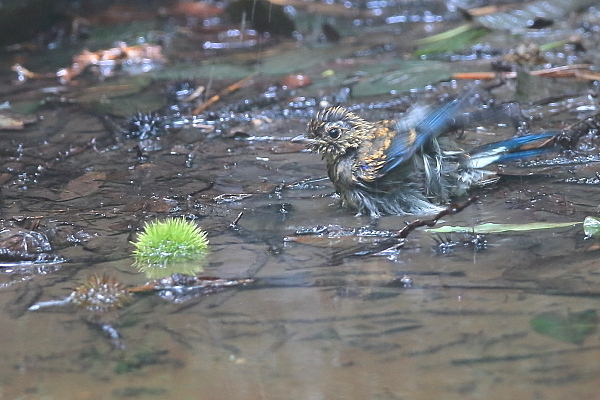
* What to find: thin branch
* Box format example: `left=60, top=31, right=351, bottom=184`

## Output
left=192, top=74, right=256, bottom=115
left=395, top=196, right=479, bottom=239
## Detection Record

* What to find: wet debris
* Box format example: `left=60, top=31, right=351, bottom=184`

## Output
left=555, top=110, right=600, bottom=150
left=286, top=197, right=480, bottom=256
left=129, top=274, right=254, bottom=303
left=394, top=196, right=480, bottom=239
left=453, top=63, right=600, bottom=81
left=0, top=220, right=65, bottom=267
left=166, top=80, right=205, bottom=105
left=0, top=108, right=39, bottom=130
left=28, top=273, right=132, bottom=312
left=433, top=233, right=488, bottom=255
left=126, top=112, right=166, bottom=140
left=126, top=78, right=348, bottom=138
left=289, top=225, right=394, bottom=240
left=508, top=109, right=600, bottom=171
left=71, top=273, right=133, bottom=313
left=28, top=271, right=253, bottom=348
left=389, top=275, right=413, bottom=288
left=563, top=174, right=600, bottom=185
left=200, top=28, right=264, bottom=50
left=285, top=224, right=399, bottom=255
left=59, top=171, right=106, bottom=201
left=213, top=193, right=253, bottom=204
left=12, top=42, right=166, bottom=84
left=501, top=42, right=547, bottom=66
left=27, top=272, right=132, bottom=350
left=280, top=74, right=312, bottom=90
left=27, top=271, right=253, bottom=306
left=518, top=153, right=600, bottom=168
left=276, top=177, right=330, bottom=191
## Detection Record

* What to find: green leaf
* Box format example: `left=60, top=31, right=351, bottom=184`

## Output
left=473, top=0, right=599, bottom=32
left=426, top=221, right=580, bottom=234
left=414, top=23, right=476, bottom=45
left=154, top=45, right=357, bottom=80
left=351, top=60, right=452, bottom=98
left=530, top=310, right=598, bottom=344
left=414, top=26, right=490, bottom=56
left=583, top=216, right=600, bottom=238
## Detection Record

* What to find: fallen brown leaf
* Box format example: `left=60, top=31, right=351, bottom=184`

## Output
left=60, top=171, right=107, bottom=201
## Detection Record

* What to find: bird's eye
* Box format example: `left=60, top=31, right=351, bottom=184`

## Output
left=327, top=127, right=341, bottom=139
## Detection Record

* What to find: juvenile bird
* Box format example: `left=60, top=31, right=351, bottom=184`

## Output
left=306, top=95, right=555, bottom=216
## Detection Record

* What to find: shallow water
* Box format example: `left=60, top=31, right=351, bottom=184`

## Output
left=1, top=1, right=600, bottom=399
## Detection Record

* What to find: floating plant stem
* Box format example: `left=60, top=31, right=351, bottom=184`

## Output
left=426, top=221, right=580, bottom=234
left=28, top=298, right=72, bottom=311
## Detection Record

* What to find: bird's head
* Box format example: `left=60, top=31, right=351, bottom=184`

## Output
left=306, top=106, right=373, bottom=157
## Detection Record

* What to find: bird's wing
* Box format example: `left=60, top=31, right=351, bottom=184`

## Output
left=376, top=95, right=469, bottom=176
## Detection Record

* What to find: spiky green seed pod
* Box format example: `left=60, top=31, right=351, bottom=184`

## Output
left=131, top=218, right=209, bottom=269
left=70, top=273, right=132, bottom=312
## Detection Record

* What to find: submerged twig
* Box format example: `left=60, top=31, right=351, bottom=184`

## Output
left=128, top=275, right=254, bottom=293
left=181, top=85, right=205, bottom=102
left=11, top=64, right=55, bottom=81
left=395, top=196, right=480, bottom=239
left=555, top=110, right=600, bottom=149
left=453, top=64, right=598, bottom=81
left=285, top=197, right=479, bottom=258
left=192, top=74, right=256, bottom=115
left=83, top=320, right=125, bottom=350
left=128, top=275, right=254, bottom=303
left=188, top=181, right=215, bottom=196
left=101, top=322, right=125, bottom=350
left=230, top=212, right=244, bottom=229
left=28, top=298, right=71, bottom=310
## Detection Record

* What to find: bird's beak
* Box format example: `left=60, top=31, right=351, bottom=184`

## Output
left=291, top=134, right=315, bottom=144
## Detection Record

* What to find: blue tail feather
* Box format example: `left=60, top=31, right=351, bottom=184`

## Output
left=468, top=131, right=557, bottom=169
